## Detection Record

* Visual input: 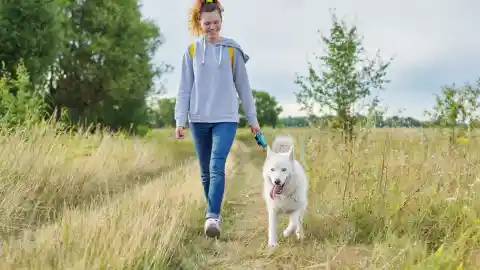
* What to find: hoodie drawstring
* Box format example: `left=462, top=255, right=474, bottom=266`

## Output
left=201, top=37, right=223, bottom=68
left=218, top=45, right=223, bottom=67
left=201, top=38, right=206, bottom=66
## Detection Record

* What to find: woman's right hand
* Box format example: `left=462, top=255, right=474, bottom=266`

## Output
left=175, top=126, right=185, bottom=139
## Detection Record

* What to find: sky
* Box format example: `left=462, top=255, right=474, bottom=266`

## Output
left=140, top=0, right=479, bottom=120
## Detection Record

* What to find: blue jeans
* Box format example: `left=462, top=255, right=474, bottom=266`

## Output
left=189, top=122, right=238, bottom=219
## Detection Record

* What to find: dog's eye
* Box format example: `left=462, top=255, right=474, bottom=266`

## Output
left=270, top=168, right=274, bottom=171
left=281, top=168, right=287, bottom=172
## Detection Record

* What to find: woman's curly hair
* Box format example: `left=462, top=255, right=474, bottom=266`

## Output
left=188, top=0, right=224, bottom=36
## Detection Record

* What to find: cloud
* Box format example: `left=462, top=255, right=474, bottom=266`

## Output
left=141, top=0, right=480, bottom=119
left=280, top=103, right=307, bottom=118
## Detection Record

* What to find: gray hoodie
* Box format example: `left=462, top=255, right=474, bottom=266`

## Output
left=174, top=36, right=258, bottom=127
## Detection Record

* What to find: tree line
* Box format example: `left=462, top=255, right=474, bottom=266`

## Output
left=0, top=0, right=170, bottom=133
left=152, top=97, right=442, bottom=130
left=1, top=3, right=479, bottom=139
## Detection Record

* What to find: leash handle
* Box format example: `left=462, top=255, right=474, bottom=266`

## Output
left=254, top=131, right=267, bottom=149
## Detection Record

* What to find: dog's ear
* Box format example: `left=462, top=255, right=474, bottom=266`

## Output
left=288, top=147, right=294, bottom=161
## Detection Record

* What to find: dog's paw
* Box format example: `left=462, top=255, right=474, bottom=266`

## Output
left=283, top=228, right=293, bottom=237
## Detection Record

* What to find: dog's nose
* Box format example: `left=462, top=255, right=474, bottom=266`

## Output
left=274, top=179, right=281, bottom=185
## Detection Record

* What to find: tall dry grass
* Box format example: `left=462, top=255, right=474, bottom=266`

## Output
left=0, top=124, right=204, bottom=269
left=3, top=123, right=480, bottom=269
left=1, top=163, right=203, bottom=269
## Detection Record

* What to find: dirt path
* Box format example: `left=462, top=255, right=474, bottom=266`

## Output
left=177, top=140, right=320, bottom=270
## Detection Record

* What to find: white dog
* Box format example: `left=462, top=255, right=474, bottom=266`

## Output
left=262, top=134, right=308, bottom=248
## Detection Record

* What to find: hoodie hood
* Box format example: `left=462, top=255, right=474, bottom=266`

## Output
left=199, top=36, right=249, bottom=67
left=174, top=36, right=258, bottom=128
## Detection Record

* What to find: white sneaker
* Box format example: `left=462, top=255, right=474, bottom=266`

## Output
left=204, top=218, right=221, bottom=238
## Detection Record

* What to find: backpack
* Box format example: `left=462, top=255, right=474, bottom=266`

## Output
left=189, top=43, right=234, bottom=72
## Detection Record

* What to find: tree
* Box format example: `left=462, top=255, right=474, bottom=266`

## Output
left=154, top=97, right=176, bottom=128
left=0, top=0, right=173, bottom=133
left=252, top=90, right=283, bottom=128
left=426, top=80, right=480, bottom=146
left=50, top=0, right=172, bottom=131
left=280, top=116, right=310, bottom=128
left=382, top=116, right=423, bottom=128
left=0, top=0, right=63, bottom=87
left=239, top=89, right=283, bottom=128
left=294, top=12, right=392, bottom=142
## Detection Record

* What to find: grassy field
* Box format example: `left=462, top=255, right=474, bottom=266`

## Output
left=0, top=125, right=479, bottom=269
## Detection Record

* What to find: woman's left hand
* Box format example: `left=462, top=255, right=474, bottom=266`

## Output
left=249, top=123, right=261, bottom=134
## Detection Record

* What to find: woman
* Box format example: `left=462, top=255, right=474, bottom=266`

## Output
left=174, top=0, right=260, bottom=238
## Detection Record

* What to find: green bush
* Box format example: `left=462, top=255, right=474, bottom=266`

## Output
left=0, top=60, right=47, bottom=128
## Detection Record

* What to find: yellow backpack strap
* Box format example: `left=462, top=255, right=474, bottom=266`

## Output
left=189, top=43, right=195, bottom=58
left=190, top=43, right=233, bottom=72
left=228, top=46, right=234, bottom=72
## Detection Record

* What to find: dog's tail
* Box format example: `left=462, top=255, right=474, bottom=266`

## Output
left=271, top=134, right=294, bottom=154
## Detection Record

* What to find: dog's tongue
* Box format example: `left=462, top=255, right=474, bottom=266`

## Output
left=270, top=184, right=283, bottom=199
left=269, top=187, right=275, bottom=199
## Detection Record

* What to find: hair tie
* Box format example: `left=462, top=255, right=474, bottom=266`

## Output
left=198, top=0, right=215, bottom=5
left=202, top=0, right=224, bottom=12
left=193, top=0, right=223, bottom=12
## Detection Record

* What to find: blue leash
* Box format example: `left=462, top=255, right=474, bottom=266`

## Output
left=254, top=131, right=268, bottom=149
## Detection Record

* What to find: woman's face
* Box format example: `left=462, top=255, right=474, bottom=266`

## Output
left=200, top=10, right=222, bottom=40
